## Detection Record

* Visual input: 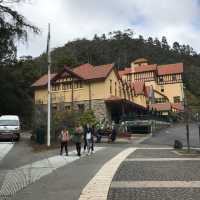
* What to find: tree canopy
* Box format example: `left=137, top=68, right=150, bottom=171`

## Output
left=0, top=0, right=39, bottom=64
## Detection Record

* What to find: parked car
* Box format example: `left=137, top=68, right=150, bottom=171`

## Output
left=0, top=115, right=21, bottom=141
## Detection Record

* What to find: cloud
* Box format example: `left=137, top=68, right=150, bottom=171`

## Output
left=15, top=0, right=200, bottom=57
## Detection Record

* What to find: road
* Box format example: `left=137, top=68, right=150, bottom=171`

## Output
left=0, top=123, right=200, bottom=200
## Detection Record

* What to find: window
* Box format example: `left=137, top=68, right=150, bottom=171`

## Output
left=110, top=79, right=112, bottom=94
left=62, top=82, right=72, bottom=90
left=115, top=82, right=117, bottom=96
left=52, top=84, right=60, bottom=91
left=159, top=76, right=163, bottom=82
left=155, top=98, right=166, bottom=103
left=74, top=81, right=83, bottom=89
left=174, top=96, right=180, bottom=103
left=160, top=85, right=164, bottom=92
left=172, top=74, right=177, bottom=81
left=65, top=105, right=71, bottom=111
left=78, top=104, right=85, bottom=112
left=119, top=86, right=122, bottom=97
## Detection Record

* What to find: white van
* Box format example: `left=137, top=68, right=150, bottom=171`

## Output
left=0, top=115, right=21, bottom=141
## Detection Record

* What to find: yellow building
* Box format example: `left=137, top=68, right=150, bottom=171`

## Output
left=32, top=58, right=184, bottom=122
left=119, top=58, right=184, bottom=115
left=32, top=63, right=147, bottom=123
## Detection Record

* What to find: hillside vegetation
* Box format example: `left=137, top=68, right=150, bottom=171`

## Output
left=1, top=30, right=200, bottom=126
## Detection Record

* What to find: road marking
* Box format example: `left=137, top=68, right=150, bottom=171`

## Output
left=0, top=147, right=104, bottom=198
left=125, top=158, right=200, bottom=162
left=79, top=148, right=136, bottom=200
left=0, top=143, right=14, bottom=162
left=111, top=181, right=200, bottom=188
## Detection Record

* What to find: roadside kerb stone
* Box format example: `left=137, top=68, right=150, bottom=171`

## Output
left=79, top=148, right=136, bottom=200
left=111, top=181, right=200, bottom=188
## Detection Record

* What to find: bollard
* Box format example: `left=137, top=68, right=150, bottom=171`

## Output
left=186, top=123, right=190, bottom=152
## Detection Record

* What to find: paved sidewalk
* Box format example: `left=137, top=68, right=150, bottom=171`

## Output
left=5, top=146, right=124, bottom=200
left=108, top=148, right=200, bottom=200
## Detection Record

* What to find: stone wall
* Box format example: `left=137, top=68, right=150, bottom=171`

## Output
left=34, top=99, right=111, bottom=124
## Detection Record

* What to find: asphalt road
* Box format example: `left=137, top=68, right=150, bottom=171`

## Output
left=142, top=123, right=200, bottom=147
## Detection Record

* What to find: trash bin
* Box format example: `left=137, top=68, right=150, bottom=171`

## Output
left=36, top=126, right=45, bottom=144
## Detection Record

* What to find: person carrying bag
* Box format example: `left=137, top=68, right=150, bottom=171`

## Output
left=59, top=127, right=69, bottom=156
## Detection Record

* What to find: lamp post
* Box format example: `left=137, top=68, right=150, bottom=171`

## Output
left=183, top=85, right=190, bottom=152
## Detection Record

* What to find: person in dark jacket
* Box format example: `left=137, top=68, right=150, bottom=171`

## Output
left=84, top=123, right=94, bottom=155
left=74, top=123, right=83, bottom=156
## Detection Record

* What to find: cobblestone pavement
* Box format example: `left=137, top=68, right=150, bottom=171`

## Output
left=108, top=148, right=200, bottom=200
left=108, top=188, right=200, bottom=200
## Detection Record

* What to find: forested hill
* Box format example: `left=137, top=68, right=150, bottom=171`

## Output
left=1, top=30, right=200, bottom=125
left=32, top=30, right=200, bottom=100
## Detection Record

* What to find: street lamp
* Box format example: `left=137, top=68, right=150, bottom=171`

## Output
left=183, top=85, right=190, bottom=152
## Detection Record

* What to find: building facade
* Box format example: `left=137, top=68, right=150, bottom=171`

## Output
left=119, top=58, right=184, bottom=115
left=32, top=58, right=184, bottom=123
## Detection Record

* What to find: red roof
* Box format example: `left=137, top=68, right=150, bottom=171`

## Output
left=157, top=63, right=183, bottom=75
left=134, top=64, right=157, bottom=73
left=149, top=103, right=171, bottom=111
left=32, top=63, right=115, bottom=87
left=172, top=103, right=184, bottom=111
left=132, top=81, right=145, bottom=95
left=31, top=73, right=57, bottom=87
left=73, top=63, right=114, bottom=80
left=118, top=68, right=131, bottom=77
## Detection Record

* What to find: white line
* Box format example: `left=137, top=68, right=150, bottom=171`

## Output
left=111, top=181, right=200, bottom=188
left=125, top=158, right=200, bottom=162
left=0, top=143, right=14, bottom=161
left=0, top=147, right=104, bottom=198
left=79, top=148, right=137, bottom=200
left=136, top=147, right=173, bottom=150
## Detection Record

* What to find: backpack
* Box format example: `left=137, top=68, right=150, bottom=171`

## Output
left=61, top=131, right=69, bottom=142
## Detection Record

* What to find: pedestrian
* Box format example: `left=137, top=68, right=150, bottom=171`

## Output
left=74, top=123, right=83, bottom=156
left=84, top=123, right=94, bottom=155
left=110, top=125, right=117, bottom=142
left=59, top=127, right=69, bottom=156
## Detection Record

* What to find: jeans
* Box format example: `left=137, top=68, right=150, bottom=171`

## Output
left=60, top=141, right=68, bottom=155
left=76, top=142, right=81, bottom=156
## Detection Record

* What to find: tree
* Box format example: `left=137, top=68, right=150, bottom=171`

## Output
left=161, top=36, right=170, bottom=50
left=173, top=42, right=180, bottom=53
left=0, top=0, right=39, bottom=64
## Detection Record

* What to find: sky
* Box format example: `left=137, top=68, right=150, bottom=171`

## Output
left=14, top=0, right=200, bottom=57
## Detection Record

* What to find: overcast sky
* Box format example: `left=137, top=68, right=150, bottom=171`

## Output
left=15, top=0, right=200, bottom=58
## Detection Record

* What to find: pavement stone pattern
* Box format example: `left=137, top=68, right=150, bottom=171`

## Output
left=127, top=149, right=180, bottom=158
left=79, top=148, right=136, bottom=200
left=108, top=188, right=200, bottom=200
left=0, top=147, right=104, bottom=199
left=113, top=160, right=200, bottom=181
left=108, top=148, right=200, bottom=200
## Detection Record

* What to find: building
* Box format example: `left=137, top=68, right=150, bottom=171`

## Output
left=32, top=58, right=184, bottom=123
left=119, top=58, right=184, bottom=115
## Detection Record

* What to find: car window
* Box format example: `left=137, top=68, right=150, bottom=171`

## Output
left=0, top=120, right=19, bottom=126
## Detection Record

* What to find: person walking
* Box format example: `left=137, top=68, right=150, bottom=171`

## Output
left=74, top=123, right=83, bottom=156
left=59, top=127, right=69, bottom=156
left=84, top=123, right=94, bottom=155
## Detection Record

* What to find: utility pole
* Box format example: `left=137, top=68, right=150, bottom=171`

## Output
left=47, top=23, right=51, bottom=147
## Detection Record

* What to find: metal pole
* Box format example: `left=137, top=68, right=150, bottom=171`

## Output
left=199, top=124, right=200, bottom=146
left=186, top=123, right=190, bottom=151
left=47, top=23, right=51, bottom=147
